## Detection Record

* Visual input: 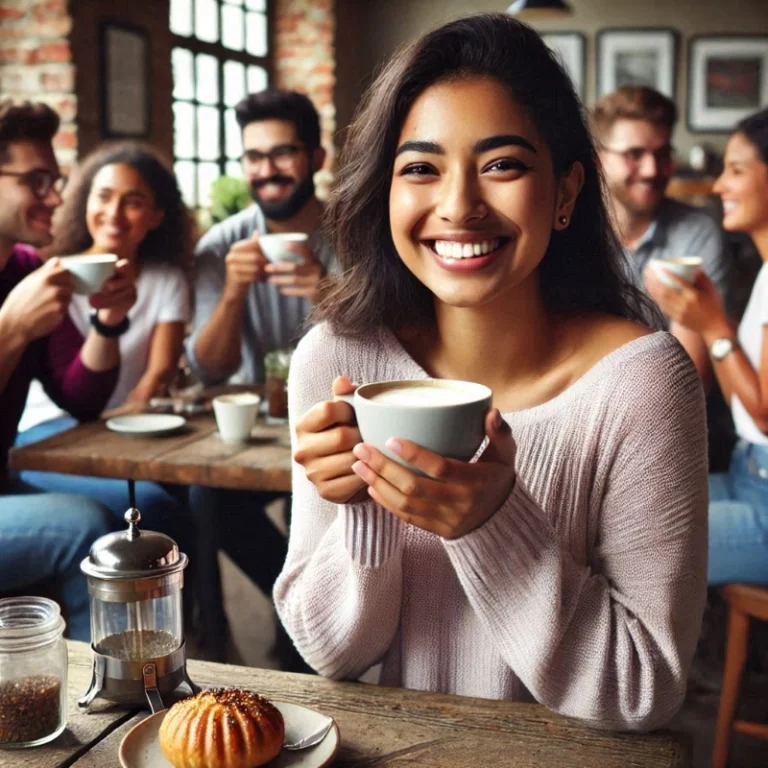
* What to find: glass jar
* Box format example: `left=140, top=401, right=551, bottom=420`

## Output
left=0, top=597, right=67, bottom=748
left=264, top=348, right=293, bottom=423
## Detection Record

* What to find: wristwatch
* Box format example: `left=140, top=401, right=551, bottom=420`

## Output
left=89, top=309, right=130, bottom=338
left=710, top=337, right=736, bottom=362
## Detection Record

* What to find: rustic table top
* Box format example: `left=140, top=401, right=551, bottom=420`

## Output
left=9, top=413, right=292, bottom=492
left=6, top=640, right=691, bottom=768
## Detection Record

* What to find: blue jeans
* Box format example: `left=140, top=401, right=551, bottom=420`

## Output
left=17, top=417, right=190, bottom=554
left=708, top=440, right=768, bottom=585
left=0, top=479, right=113, bottom=640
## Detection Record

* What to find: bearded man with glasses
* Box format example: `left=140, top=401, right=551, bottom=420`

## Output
left=0, top=100, right=137, bottom=640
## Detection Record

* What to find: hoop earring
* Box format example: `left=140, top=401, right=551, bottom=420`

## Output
left=558, top=215, right=568, bottom=226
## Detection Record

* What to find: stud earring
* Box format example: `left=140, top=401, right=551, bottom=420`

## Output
left=558, top=215, right=568, bottom=226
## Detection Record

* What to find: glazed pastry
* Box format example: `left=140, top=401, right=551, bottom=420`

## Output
left=159, top=687, right=285, bottom=768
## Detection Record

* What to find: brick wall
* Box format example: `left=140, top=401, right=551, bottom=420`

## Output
left=0, top=0, right=77, bottom=169
left=274, top=0, right=336, bottom=197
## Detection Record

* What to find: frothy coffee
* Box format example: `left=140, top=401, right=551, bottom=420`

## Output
left=368, top=385, right=473, bottom=407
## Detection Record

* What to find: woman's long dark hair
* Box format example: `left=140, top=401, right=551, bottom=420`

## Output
left=51, top=142, right=193, bottom=271
left=315, top=13, right=658, bottom=335
left=737, top=107, right=768, bottom=164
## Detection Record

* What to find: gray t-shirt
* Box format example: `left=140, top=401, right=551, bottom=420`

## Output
left=626, top=196, right=734, bottom=315
left=186, top=204, right=335, bottom=385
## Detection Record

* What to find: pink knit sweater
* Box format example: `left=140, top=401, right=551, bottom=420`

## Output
left=275, top=324, right=708, bottom=731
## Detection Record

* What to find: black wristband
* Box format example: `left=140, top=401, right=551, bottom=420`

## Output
left=89, top=309, right=130, bottom=338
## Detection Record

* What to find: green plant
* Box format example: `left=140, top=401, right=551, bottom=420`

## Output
left=208, top=176, right=251, bottom=223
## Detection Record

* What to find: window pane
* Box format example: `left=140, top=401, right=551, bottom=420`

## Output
left=197, top=105, right=220, bottom=160
left=175, top=161, right=197, bottom=207
left=170, top=0, right=193, bottom=36
left=221, top=5, right=245, bottom=50
left=197, top=162, right=220, bottom=209
left=245, top=12, right=267, bottom=56
left=172, top=48, right=194, bottom=100
left=173, top=102, right=195, bottom=158
left=247, top=65, right=268, bottom=94
left=245, top=0, right=266, bottom=10
left=225, top=108, right=241, bottom=159
left=196, top=54, right=219, bottom=105
left=195, top=0, right=219, bottom=43
left=225, top=160, right=242, bottom=178
left=223, top=61, right=246, bottom=106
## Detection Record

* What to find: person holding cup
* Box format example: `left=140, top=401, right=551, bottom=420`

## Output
left=645, top=108, right=768, bottom=585
left=0, top=100, right=134, bottom=640
left=274, top=15, right=708, bottom=731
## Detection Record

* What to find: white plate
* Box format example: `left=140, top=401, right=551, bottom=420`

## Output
left=119, top=701, right=339, bottom=768
left=106, top=414, right=187, bottom=437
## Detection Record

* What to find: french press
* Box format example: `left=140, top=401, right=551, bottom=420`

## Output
left=78, top=484, right=198, bottom=713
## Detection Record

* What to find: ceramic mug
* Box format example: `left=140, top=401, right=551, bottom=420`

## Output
left=59, top=253, right=118, bottom=295
left=258, top=233, right=309, bottom=263
left=338, top=379, right=492, bottom=471
left=212, top=393, right=261, bottom=444
left=649, top=256, right=703, bottom=289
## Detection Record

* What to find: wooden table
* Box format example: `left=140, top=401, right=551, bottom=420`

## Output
left=9, top=413, right=292, bottom=492
left=12, top=640, right=690, bottom=767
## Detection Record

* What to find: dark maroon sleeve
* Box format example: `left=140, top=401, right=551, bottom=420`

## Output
left=39, top=315, right=119, bottom=421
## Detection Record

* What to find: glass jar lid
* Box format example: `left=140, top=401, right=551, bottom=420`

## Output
left=81, top=509, right=187, bottom=580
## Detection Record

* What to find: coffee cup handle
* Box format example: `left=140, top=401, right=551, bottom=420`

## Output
left=334, top=393, right=356, bottom=410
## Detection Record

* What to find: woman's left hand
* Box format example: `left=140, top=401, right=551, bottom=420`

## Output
left=89, top=259, right=138, bottom=325
left=644, top=267, right=726, bottom=335
left=351, top=409, right=517, bottom=539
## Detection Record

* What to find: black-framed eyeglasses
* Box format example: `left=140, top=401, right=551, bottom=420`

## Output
left=602, top=145, right=675, bottom=167
left=241, top=144, right=304, bottom=171
left=0, top=168, right=68, bottom=199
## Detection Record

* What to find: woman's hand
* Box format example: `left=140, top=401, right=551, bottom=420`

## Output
left=644, top=267, right=727, bottom=335
left=89, top=259, right=138, bottom=325
left=350, top=410, right=517, bottom=539
left=294, top=375, right=367, bottom=504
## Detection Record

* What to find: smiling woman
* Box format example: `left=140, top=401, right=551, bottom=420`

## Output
left=275, top=13, right=708, bottom=732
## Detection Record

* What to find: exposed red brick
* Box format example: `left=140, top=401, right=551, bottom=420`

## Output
left=0, top=7, right=26, bottom=21
left=36, top=41, right=71, bottom=62
left=52, top=127, right=77, bottom=149
left=32, top=0, right=69, bottom=20
left=40, top=66, right=74, bottom=92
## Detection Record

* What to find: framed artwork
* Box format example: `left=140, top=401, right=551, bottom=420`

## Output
left=541, top=32, right=586, bottom=99
left=597, top=28, right=678, bottom=99
left=688, top=35, right=768, bottom=132
left=101, top=22, right=151, bottom=138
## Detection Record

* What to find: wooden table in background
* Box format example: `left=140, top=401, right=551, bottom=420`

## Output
left=14, top=640, right=691, bottom=768
left=9, top=414, right=292, bottom=492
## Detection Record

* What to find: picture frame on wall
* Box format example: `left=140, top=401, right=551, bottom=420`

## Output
left=688, top=35, right=768, bottom=133
left=597, top=28, right=677, bottom=99
left=101, top=22, right=150, bottom=138
left=541, top=32, right=586, bottom=100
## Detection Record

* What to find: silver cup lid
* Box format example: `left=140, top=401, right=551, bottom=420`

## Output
left=81, top=508, right=187, bottom=580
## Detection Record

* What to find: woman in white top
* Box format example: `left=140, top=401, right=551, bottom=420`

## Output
left=18, top=143, right=193, bottom=543
left=647, top=108, right=768, bottom=585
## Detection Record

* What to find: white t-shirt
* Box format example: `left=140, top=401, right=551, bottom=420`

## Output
left=733, top=262, right=768, bottom=445
left=20, top=263, right=190, bottom=424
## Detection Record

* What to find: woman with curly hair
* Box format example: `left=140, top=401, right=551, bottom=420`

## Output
left=18, top=143, right=193, bottom=537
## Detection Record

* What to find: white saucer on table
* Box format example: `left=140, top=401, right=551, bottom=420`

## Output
left=119, top=701, right=339, bottom=768
left=105, top=414, right=187, bottom=437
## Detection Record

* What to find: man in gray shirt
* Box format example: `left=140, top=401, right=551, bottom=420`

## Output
left=593, top=86, right=735, bottom=470
left=187, top=89, right=334, bottom=385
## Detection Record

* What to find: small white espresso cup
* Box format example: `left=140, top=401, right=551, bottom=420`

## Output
left=648, top=256, right=703, bottom=289
left=258, top=233, right=309, bottom=263
left=59, top=253, right=118, bottom=295
left=337, top=379, right=492, bottom=472
left=212, top=393, right=261, bottom=444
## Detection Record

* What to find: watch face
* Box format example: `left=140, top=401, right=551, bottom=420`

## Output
left=712, top=338, right=733, bottom=360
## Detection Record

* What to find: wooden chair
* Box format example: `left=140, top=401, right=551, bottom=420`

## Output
left=711, top=584, right=768, bottom=768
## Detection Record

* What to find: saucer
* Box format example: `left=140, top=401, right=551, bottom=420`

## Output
left=105, top=414, right=187, bottom=437
left=119, top=701, right=339, bottom=768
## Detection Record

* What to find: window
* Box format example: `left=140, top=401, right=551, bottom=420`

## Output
left=170, top=0, right=270, bottom=208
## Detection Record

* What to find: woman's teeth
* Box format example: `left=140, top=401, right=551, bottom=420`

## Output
left=722, top=201, right=738, bottom=214
left=433, top=239, right=500, bottom=259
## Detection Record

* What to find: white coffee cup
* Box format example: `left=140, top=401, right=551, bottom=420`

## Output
left=212, top=393, right=261, bottom=444
left=649, top=256, right=703, bottom=289
left=60, top=253, right=118, bottom=295
left=259, top=233, right=309, bottom=263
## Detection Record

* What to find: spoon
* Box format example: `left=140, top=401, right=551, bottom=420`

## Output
left=283, top=717, right=334, bottom=751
